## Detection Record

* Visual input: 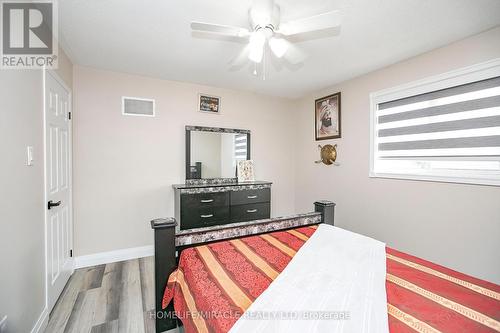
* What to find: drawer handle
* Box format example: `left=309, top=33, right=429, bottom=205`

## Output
left=200, top=214, right=214, bottom=218
left=247, top=195, right=258, bottom=199
left=246, top=209, right=258, bottom=213
left=200, top=199, right=214, bottom=203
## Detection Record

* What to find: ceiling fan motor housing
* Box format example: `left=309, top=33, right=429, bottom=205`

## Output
left=249, top=4, right=281, bottom=33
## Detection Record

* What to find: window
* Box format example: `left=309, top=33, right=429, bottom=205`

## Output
left=234, top=134, right=248, bottom=162
left=370, top=59, right=500, bottom=186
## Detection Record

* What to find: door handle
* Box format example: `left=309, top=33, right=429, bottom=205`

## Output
left=200, top=199, right=214, bottom=203
left=246, top=209, right=258, bottom=213
left=200, top=214, right=214, bottom=218
left=247, top=195, right=258, bottom=199
left=48, top=200, right=61, bottom=210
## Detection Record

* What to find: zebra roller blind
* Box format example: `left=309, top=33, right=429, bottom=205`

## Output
left=371, top=61, right=500, bottom=186
left=377, top=76, right=500, bottom=157
left=234, top=134, right=248, bottom=161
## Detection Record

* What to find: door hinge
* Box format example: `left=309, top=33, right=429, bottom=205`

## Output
left=68, top=112, right=72, bottom=120
left=70, top=249, right=73, bottom=257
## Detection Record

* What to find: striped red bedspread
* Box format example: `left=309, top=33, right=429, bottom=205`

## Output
left=163, top=225, right=500, bottom=333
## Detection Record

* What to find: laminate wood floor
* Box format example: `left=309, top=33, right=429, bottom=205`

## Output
left=45, top=257, right=177, bottom=333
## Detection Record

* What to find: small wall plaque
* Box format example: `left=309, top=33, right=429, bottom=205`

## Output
left=199, top=94, right=221, bottom=114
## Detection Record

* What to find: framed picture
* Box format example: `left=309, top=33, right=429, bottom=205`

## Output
left=237, top=160, right=255, bottom=182
left=199, top=94, right=221, bottom=114
left=315, top=92, right=341, bottom=140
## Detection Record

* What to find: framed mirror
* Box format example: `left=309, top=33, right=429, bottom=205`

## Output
left=185, top=126, right=251, bottom=180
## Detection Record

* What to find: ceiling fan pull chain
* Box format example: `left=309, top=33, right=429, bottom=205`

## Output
left=263, top=48, right=266, bottom=81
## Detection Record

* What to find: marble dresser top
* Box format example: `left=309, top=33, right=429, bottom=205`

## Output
left=172, top=180, right=272, bottom=190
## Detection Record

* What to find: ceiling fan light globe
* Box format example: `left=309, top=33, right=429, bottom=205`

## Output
left=248, top=47, right=264, bottom=63
left=269, top=37, right=288, bottom=58
left=250, top=30, right=267, bottom=45
left=248, top=30, right=266, bottom=63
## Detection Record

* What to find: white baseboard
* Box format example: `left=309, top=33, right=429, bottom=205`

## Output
left=74, top=245, right=154, bottom=269
left=31, top=307, right=48, bottom=333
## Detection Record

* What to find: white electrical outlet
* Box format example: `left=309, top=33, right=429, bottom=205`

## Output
left=0, top=315, right=7, bottom=333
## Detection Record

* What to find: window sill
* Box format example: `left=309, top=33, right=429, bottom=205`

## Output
left=369, top=171, right=500, bottom=187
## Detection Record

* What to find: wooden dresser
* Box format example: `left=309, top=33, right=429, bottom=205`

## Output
left=173, top=180, right=272, bottom=231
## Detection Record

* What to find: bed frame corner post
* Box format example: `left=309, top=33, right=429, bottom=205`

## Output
left=314, top=201, right=336, bottom=225
left=151, top=217, right=177, bottom=333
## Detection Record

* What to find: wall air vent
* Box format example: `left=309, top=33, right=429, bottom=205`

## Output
left=122, top=96, right=155, bottom=117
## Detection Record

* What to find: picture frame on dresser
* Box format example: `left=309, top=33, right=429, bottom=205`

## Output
left=237, top=160, right=255, bottom=182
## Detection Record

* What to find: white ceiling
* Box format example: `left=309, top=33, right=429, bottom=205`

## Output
left=59, top=0, right=500, bottom=98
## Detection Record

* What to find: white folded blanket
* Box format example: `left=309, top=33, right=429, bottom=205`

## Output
left=230, top=224, right=389, bottom=333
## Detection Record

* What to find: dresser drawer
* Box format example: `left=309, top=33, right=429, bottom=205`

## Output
left=181, top=192, right=229, bottom=211
left=181, top=206, right=230, bottom=230
left=230, top=188, right=270, bottom=205
left=230, top=202, right=270, bottom=223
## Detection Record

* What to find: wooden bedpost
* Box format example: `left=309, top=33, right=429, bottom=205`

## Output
left=151, top=218, right=177, bottom=333
left=314, top=201, right=336, bottom=225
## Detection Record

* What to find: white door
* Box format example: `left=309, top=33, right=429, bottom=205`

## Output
left=45, top=71, right=73, bottom=312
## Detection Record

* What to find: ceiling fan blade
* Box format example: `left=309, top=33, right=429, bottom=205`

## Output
left=229, top=45, right=251, bottom=70
left=191, top=22, right=250, bottom=37
left=192, top=31, right=249, bottom=44
left=278, top=10, right=341, bottom=37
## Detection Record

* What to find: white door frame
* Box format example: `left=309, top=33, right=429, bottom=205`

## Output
left=43, top=68, right=74, bottom=313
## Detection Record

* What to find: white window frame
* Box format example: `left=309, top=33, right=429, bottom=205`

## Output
left=369, top=58, right=500, bottom=187
left=121, top=96, right=156, bottom=117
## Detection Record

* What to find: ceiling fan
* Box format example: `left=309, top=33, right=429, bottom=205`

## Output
left=190, top=0, right=341, bottom=66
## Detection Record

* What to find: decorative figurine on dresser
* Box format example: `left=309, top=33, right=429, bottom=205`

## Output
left=173, top=126, right=272, bottom=231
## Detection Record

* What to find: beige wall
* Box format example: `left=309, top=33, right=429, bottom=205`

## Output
left=293, top=27, right=500, bottom=284
left=0, top=70, right=45, bottom=333
left=55, top=46, right=74, bottom=89
left=72, top=66, right=296, bottom=256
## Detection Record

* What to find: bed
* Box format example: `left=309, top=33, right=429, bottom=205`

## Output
left=151, top=201, right=500, bottom=333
